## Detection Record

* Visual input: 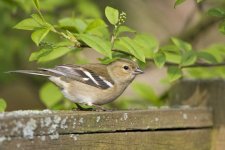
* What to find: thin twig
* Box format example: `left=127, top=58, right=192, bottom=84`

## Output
left=181, top=62, right=225, bottom=68
left=110, top=26, right=119, bottom=51
left=146, top=58, right=225, bottom=68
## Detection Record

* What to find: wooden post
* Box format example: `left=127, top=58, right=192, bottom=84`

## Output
left=0, top=108, right=212, bottom=150
left=169, top=79, right=225, bottom=150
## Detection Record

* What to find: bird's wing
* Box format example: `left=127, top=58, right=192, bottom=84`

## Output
left=44, top=64, right=114, bottom=89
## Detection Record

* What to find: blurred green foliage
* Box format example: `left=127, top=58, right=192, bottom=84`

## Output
left=132, top=82, right=163, bottom=106
left=1, top=0, right=225, bottom=111
left=10, top=0, right=161, bottom=110
left=0, top=98, right=7, bottom=112
left=14, top=2, right=159, bottom=63
left=39, top=82, right=75, bottom=110
left=208, top=8, right=225, bottom=35
left=174, top=0, right=203, bottom=8
left=0, top=0, right=105, bottom=111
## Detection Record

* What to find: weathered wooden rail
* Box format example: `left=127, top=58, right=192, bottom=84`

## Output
left=169, top=79, right=225, bottom=150
left=0, top=108, right=212, bottom=150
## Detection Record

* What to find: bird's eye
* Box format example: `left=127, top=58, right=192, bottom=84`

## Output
left=123, top=65, right=129, bottom=70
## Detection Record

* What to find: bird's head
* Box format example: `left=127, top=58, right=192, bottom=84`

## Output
left=107, top=59, right=143, bottom=83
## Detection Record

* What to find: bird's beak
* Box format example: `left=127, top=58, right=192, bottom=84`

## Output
left=133, top=68, right=144, bottom=75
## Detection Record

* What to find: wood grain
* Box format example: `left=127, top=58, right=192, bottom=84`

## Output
left=0, top=129, right=211, bottom=150
left=0, top=108, right=212, bottom=138
left=169, top=79, right=225, bottom=150
left=0, top=108, right=213, bottom=149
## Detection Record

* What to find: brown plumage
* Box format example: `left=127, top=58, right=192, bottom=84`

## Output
left=7, top=59, right=143, bottom=110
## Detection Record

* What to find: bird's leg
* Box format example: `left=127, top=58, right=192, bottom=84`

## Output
left=91, top=104, right=111, bottom=112
left=73, top=103, right=93, bottom=111
left=75, top=103, right=84, bottom=110
left=73, top=103, right=111, bottom=111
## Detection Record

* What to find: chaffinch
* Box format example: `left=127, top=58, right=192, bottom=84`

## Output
left=9, top=59, right=143, bottom=110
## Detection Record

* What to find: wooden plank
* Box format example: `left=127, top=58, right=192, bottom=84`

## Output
left=214, top=127, right=225, bottom=150
left=0, top=129, right=212, bottom=150
left=169, top=79, right=225, bottom=150
left=0, top=108, right=212, bottom=139
left=169, top=79, right=225, bottom=126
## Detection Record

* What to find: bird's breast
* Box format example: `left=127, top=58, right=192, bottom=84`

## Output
left=64, top=80, right=128, bottom=105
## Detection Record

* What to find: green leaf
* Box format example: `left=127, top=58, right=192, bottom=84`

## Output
left=116, top=26, right=136, bottom=36
left=99, top=57, right=119, bottom=65
left=38, top=47, right=72, bottom=63
left=164, top=52, right=181, bottom=63
left=14, top=18, right=41, bottom=30
left=171, top=37, right=192, bottom=52
left=70, top=19, right=87, bottom=33
left=196, top=0, right=203, bottom=3
left=31, top=14, right=47, bottom=26
left=167, top=66, right=182, bottom=82
left=85, top=19, right=107, bottom=32
left=29, top=49, right=51, bottom=61
left=31, top=28, right=50, bottom=46
left=208, top=8, right=225, bottom=17
left=40, top=82, right=63, bottom=108
left=197, top=51, right=218, bottom=63
left=0, top=98, right=7, bottom=112
left=33, top=0, right=40, bottom=10
left=204, top=44, right=225, bottom=62
left=105, top=6, right=119, bottom=25
left=180, top=51, right=197, bottom=66
left=78, top=34, right=112, bottom=58
left=55, top=41, right=75, bottom=47
left=59, top=18, right=87, bottom=33
left=174, top=0, right=186, bottom=8
left=29, top=42, right=74, bottom=62
left=132, top=82, right=158, bottom=101
left=115, top=37, right=146, bottom=62
left=162, top=45, right=182, bottom=64
left=132, top=82, right=162, bottom=106
left=219, top=21, right=225, bottom=34
left=77, top=0, right=101, bottom=18
left=161, top=45, right=180, bottom=54
left=133, top=34, right=159, bottom=59
left=86, top=25, right=110, bottom=38
left=153, top=51, right=166, bottom=68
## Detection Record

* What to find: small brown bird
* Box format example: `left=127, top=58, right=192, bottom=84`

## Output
left=8, top=59, right=143, bottom=110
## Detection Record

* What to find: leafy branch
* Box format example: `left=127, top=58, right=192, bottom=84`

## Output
left=8, top=0, right=225, bottom=110
left=14, top=0, right=225, bottom=84
left=14, top=0, right=158, bottom=63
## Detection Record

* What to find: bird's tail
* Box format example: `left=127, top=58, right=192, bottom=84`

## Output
left=6, top=70, right=51, bottom=77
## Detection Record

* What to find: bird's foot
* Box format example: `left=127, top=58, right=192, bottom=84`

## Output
left=73, top=103, right=112, bottom=112
left=73, top=103, right=94, bottom=111
left=92, top=105, right=112, bottom=112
